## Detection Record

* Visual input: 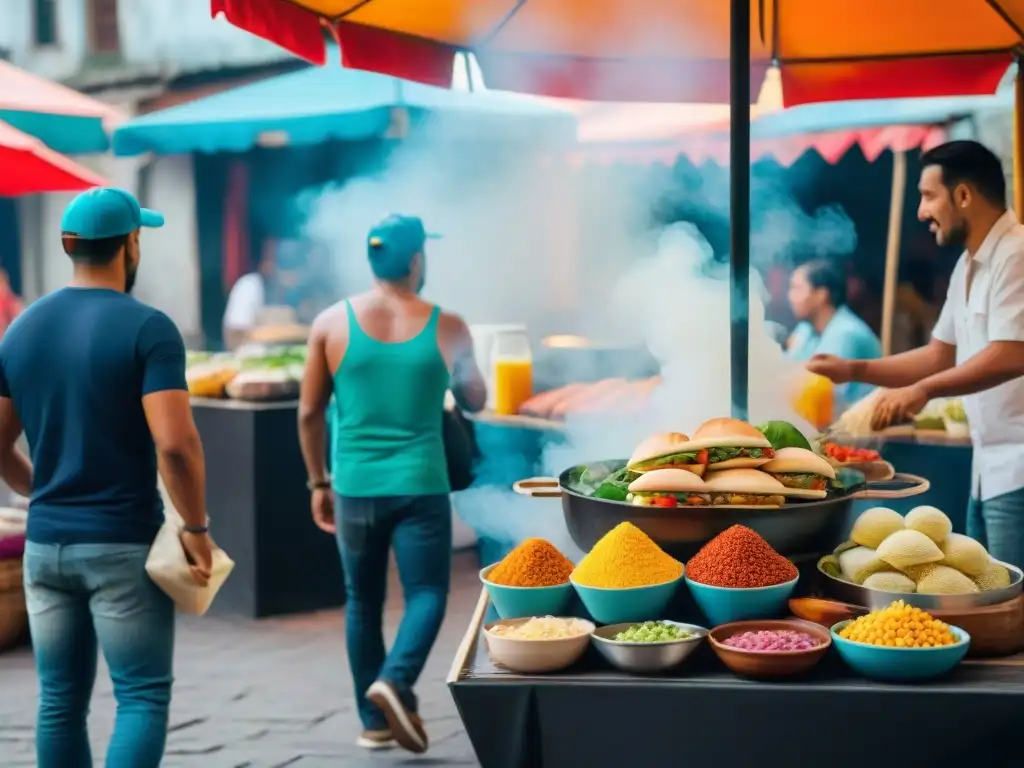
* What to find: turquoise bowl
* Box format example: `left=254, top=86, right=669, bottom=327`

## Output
left=571, top=576, right=682, bottom=625
left=831, top=620, right=971, bottom=682
left=480, top=565, right=573, bottom=619
left=685, top=576, right=799, bottom=626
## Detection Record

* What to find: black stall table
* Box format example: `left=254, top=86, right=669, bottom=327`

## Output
left=191, top=398, right=344, bottom=618
left=449, top=590, right=1024, bottom=768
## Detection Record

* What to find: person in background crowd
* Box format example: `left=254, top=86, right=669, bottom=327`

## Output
left=298, top=214, right=486, bottom=755
left=786, top=258, right=882, bottom=405
left=0, top=268, right=24, bottom=338
left=222, top=244, right=274, bottom=349
left=892, top=260, right=940, bottom=354
left=808, top=140, right=1024, bottom=569
left=0, top=188, right=214, bottom=767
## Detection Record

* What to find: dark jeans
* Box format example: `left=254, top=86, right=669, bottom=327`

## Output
left=967, top=487, right=1024, bottom=570
left=335, top=494, right=452, bottom=731
left=23, top=542, right=175, bottom=768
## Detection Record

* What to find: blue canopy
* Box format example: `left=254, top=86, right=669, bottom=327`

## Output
left=751, top=92, right=1011, bottom=139
left=113, top=62, right=576, bottom=157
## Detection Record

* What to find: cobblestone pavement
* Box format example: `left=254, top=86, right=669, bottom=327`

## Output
left=0, top=551, right=483, bottom=767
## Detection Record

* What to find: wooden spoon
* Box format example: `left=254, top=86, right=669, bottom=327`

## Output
left=789, top=597, right=867, bottom=627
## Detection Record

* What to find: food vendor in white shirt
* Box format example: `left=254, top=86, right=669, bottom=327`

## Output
left=807, top=140, right=1024, bottom=569
left=222, top=247, right=274, bottom=349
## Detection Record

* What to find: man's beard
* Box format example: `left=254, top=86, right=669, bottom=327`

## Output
left=938, top=219, right=968, bottom=248
left=125, top=265, right=137, bottom=294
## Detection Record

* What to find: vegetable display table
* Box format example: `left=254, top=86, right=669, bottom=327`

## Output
left=191, top=398, right=344, bottom=618
left=449, top=590, right=1024, bottom=768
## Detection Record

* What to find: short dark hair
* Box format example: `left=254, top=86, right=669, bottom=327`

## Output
left=61, top=233, right=127, bottom=266
left=920, top=140, right=1007, bottom=207
left=799, top=258, right=846, bottom=307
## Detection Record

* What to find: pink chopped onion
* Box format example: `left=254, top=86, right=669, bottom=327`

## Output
left=722, top=629, right=821, bottom=652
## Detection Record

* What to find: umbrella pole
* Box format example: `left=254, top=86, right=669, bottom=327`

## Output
left=729, top=0, right=751, bottom=420
left=1015, top=60, right=1024, bottom=219
left=880, top=150, right=907, bottom=356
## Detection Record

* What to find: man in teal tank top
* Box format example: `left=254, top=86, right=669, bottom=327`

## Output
left=298, top=215, right=486, bottom=755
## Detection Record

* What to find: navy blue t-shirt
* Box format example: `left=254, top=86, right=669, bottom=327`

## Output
left=0, top=287, right=187, bottom=544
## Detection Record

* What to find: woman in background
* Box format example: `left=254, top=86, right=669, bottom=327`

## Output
left=787, top=258, right=882, bottom=406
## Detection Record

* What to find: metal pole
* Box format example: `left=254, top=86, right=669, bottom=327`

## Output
left=729, top=0, right=751, bottom=420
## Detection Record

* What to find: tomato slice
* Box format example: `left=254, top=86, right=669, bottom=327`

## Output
left=696, top=449, right=709, bottom=465
left=652, top=496, right=677, bottom=508
left=763, top=448, right=774, bottom=458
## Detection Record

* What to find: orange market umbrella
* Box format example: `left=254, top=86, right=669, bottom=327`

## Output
left=211, top=0, right=1024, bottom=420
left=0, top=119, right=109, bottom=197
left=212, top=0, right=1021, bottom=105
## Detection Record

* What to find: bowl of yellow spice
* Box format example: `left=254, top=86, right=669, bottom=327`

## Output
left=571, top=522, right=684, bottom=625
left=831, top=600, right=970, bottom=682
left=482, top=538, right=576, bottom=619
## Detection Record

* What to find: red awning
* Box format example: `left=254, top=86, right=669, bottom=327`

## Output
left=570, top=123, right=949, bottom=168
left=0, top=120, right=109, bottom=197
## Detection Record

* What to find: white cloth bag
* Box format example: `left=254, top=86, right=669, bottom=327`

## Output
left=146, top=481, right=234, bottom=616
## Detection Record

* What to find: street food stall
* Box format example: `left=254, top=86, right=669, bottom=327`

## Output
left=449, top=417, right=1024, bottom=766
left=185, top=321, right=349, bottom=618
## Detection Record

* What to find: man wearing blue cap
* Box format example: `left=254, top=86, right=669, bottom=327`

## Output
left=298, top=214, right=486, bottom=754
left=0, top=188, right=213, bottom=767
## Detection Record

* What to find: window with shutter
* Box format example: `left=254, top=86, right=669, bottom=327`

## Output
left=87, top=0, right=120, bottom=54
left=33, top=0, right=58, bottom=46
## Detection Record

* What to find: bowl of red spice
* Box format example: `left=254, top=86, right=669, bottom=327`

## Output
left=482, top=538, right=575, bottom=619
left=708, top=620, right=831, bottom=679
left=685, top=525, right=800, bottom=626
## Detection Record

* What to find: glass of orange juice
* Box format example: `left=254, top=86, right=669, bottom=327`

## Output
left=493, top=330, right=533, bottom=416
left=794, top=372, right=835, bottom=432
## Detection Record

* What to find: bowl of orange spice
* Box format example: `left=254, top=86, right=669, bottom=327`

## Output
left=481, top=538, right=575, bottom=619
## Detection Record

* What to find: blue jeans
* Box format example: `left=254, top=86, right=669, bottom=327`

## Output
left=23, top=542, right=175, bottom=768
left=967, top=487, right=1024, bottom=570
left=335, top=494, right=452, bottom=731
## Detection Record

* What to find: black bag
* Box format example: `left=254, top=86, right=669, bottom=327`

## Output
left=443, top=407, right=479, bottom=492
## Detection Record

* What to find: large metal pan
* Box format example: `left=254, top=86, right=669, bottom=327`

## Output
left=817, top=558, right=1023, bottom=611
left=513, top=461, right=930, bottom=561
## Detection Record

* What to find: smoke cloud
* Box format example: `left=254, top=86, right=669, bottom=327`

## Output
left=298, top=86, right=858, bottom=557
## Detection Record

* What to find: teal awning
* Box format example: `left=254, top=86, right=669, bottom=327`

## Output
left=0, top=60, right=123, bottom=155
left=113, top=61, right=576, bottom=157
left=751, top=92, right=1011, bottom=139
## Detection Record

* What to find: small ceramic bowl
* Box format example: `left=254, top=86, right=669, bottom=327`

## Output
left=480, top=564, right=573, bottom=619
left=483, top=617, right=595, bottom=674
left=831, top=620, right=971, bottom=682
left=571, top=576, right=682, bottom=625
left=686, top=575, right=799, bottom=626
left=591, top=621, right=707, bottom=674
left=708, top=619, right=832, bottom=679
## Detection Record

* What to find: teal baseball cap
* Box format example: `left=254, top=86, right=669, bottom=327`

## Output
left=61, top=187, right=165, bottom=240
left=368, top=214, right=439, bottom=259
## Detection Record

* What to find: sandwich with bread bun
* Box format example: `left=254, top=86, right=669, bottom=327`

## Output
left=690, top=417, right=774, bottom=470
left=703, top=468, right=787, bottom=508
left=627, top=468, right=711, bottom=508
left=626, top=432, right=708, bottom=476
left=759, top=447, right=836, bottom=500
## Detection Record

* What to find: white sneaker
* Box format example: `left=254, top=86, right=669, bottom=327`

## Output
left=356, top=729, right=394, bottom=750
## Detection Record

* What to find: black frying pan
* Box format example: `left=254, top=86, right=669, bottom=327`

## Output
left=513, top=460, right=930, bottom=561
